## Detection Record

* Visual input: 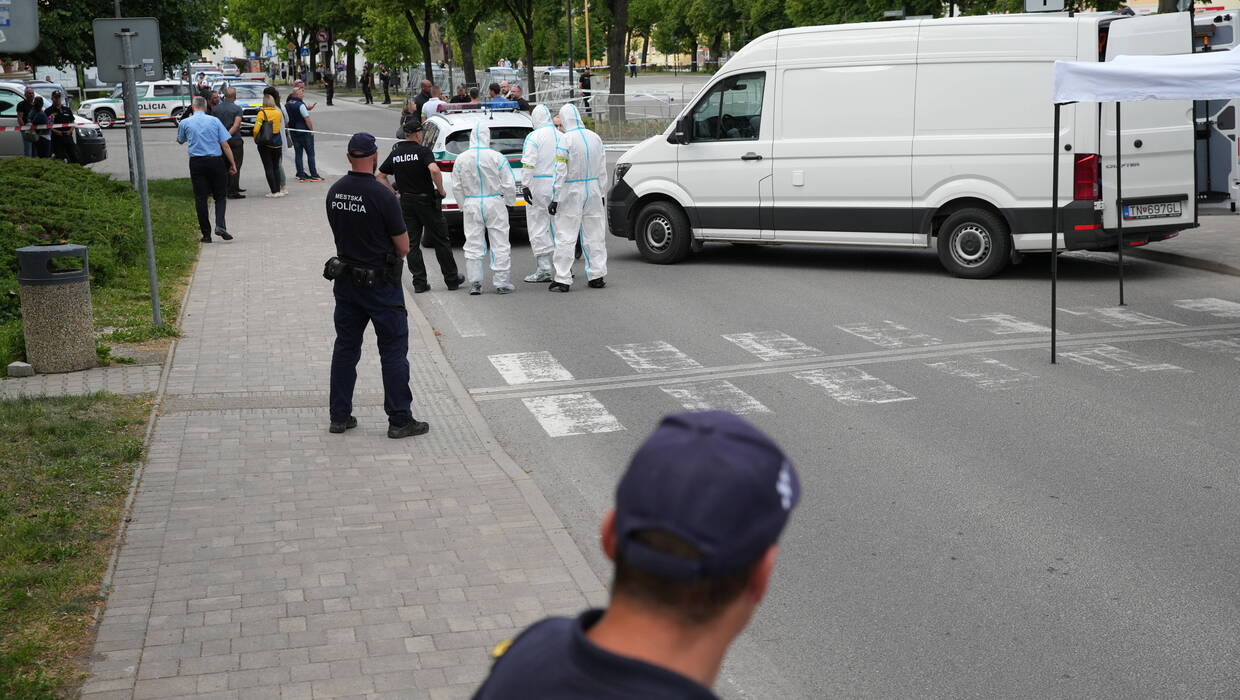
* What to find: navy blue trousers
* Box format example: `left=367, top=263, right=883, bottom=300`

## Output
left=329, top=280, right=413, bottom=425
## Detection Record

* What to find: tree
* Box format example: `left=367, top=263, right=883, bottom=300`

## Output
left=360, top=10, right=423, bottom=68
left=443, top=0, right=497, bottom=84
left=607, top=0, right=628, bottom=119
left=500, top=0, right=542, bottom=90
left=627, top=0, right=662, bottom=67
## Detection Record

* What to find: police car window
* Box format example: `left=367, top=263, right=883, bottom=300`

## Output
left=444, top=126, right=532, bottom=155
left=153, top=85, right=178, bottom=97
left=233, top=85, right=264, bottom=100
left=423, top=123, right=439, bottom=147
left=0, top=95, right=16, bottom=117
left=109, top=86, right=124, bottom=99
left=690, top=73, right=765, bottom=142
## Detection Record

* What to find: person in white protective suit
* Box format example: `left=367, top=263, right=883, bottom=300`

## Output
left=547, top=103, right=608, bottom=292
left=454, top=122, right=518, bottom=294
left=519, top=104, right=559, bottom=282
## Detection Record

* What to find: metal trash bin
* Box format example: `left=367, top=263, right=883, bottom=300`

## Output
left=16, top=244, right=96, bottom=374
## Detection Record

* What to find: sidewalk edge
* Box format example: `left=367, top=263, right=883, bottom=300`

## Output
left=1128, top=248, right=1240, bottom=277
left=404, top=286, right=608, bottom=605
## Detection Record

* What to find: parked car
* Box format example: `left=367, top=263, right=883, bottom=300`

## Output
left=77, top=80, right=191, bottom=128
left=0, top=81, right=106, bottom=162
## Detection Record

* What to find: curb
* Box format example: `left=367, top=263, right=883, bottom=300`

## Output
left=402, top=282, right=609, bottom=607
left=1127, top=248, right=1240, bottom=277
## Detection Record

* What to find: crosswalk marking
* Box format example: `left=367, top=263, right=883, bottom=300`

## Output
left=488, top=352, right=574, bottom=385
left=836, top=321, right=941, bottom=349
left=794, top=367, right=916, bottom=405
left=521, top=393, right=625, bottom=437
left=1079, top=307, right=1181, bottom=329
left=608, top=341, right=703, bottom=373
left=722, top=331, right=821, bottom=361
left=660, top=379, right=771, bottom=414
left=1060, top=344, right=1189, bottom=374
left=1174, top=298, right=1240, bottom=319
left=927, top=355, right=1037, bottom=390
left=1176, top=336, right=1240, bottom=358
left=954, top=313, right=1053, bottom=335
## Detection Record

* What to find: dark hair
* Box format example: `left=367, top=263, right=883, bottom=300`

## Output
left=469, top=87, right=480, bottom=99
left=488, top=82, right=501, bottom=95
left=263, top=86, right=280, bottom=101
left=612, top=529, right=758, bottom=626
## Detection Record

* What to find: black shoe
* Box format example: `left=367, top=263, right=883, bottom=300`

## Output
left=227, top=193, right=246, bottom=199
left=548, top=282, right=570, bottom=293
left=238, top=188, right=247, bottom=193
left=388, top=419, right=430, bottom=439
left=469, top=283, right=482, bottom=295
left=587, top=277, right=606, bottom=289
left=413, top=283, right=431, bottom=293
left=329, top=416, right=358, bottom=433
left=200, top=235, right=212, bottom=243
left=217, top=231, right=233, bottom=241
left=445, top=274, right=465, bottom=291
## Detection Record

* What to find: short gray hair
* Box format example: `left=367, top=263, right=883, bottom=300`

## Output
left=224, top=87, right=236, bottom=100
left=193, top=96, right=207, bottom=109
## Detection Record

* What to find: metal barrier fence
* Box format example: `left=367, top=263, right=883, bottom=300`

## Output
left=525, top=88, right=677, bottom=145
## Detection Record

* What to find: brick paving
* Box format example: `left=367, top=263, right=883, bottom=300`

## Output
left=0, top=364, right=161, bottom=399
left=80, top=184, right=604, bottom=700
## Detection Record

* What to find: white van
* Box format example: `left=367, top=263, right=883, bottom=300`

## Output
left=607, top=13, right=1197, bottom=278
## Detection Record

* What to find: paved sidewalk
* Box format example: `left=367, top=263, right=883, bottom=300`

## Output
left=81, top=175, right=605, bottom=699
left=0, top=364, right=162, bottom=399
left=1128, top=209, right=1240, bottom=275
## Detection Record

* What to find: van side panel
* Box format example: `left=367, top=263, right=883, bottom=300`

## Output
left=913, top=21, right=1079, bottom=250
left=771, top=25, right=918, bottom=245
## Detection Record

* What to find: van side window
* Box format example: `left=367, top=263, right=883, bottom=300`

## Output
left=688, top=73, right=765, bottom=142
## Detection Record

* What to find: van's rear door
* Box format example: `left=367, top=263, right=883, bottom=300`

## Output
left=1100, top=13, right=1195, bottom=233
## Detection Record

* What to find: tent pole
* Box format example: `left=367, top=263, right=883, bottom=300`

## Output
left=1115, top=101, right=1126, bottom=306
left=1051, top=103, right=1062, bottom=365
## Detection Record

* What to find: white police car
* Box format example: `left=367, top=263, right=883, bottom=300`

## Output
left=418, top=105, right=533, bottom=243
left=77, top=80, right=191, bottom=128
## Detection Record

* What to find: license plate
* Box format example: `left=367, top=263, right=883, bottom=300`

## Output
left=1123, top=201, right=1182, bottom=220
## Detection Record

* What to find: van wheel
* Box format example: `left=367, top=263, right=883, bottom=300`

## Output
left=635, top=202, right=692, bottom=264
left=936, top=208, right=1011, bottom=279
left=93, top=109, right=116, bottom=128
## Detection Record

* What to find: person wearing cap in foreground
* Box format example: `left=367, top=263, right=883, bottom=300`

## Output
left=324, top=132, right=431, bottom=440
left=472, top=411, right=800, bottom=698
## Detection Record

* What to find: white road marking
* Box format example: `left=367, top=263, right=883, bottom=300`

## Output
left=836, top=321, right=941, bottom=349
left=794, top=367, right=916, bottom=405
left=660, top=380, right=771, bottom=414
left=1174, top=298, right=1240, bottom=319
left=488, top=351, right=575, bottom=385
left=1177, top=336, right=1240, bottom=358
left=1081, top=307, right=1182, bottom=329
left=927, top=355, right=1037, bottom=390
left=722, top=331, right=822, bottom=361
left=608, top=341, right=703, bottom=373
left=954, top=313, right=1054, bottom=335
left=521, top=393, right=625, bottom=437
left=1060, top=344, right=1189, bottom=374
left=428, top=293, right=486, bottom=338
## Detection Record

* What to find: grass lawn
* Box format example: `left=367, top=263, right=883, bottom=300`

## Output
left=0, top=393, right=150, bottom=698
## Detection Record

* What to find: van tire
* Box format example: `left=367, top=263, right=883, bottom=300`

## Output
left=635, top=202, right=692, bottom=264
left=93, top=109, right=116, bottom=129
left=936, top=208, right=1011, bottom=279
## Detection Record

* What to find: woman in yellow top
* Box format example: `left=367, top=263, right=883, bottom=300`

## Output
left=253, top=95, right=287, bottom=198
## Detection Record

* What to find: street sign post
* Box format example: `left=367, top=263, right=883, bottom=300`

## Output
left=316, top=29, right=329, bottom=43
left=0, top=0, right=40, bottom=54
left=92, top=18, right=163, bottom=327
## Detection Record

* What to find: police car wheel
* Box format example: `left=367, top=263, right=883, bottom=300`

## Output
left=635, top=201, right=692, bottom=265
left=171, top=107, right=185, bottom=121
left=94, top=108, right=116, bottom=129
left=936, top=208, right=1011, bottom=279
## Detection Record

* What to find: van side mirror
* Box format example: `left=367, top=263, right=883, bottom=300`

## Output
left=668, top=116, right=691, bottom=145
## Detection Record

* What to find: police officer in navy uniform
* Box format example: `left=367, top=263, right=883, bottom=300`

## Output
left=377, top=115, right=465, bottom=294
left=325, top=132, right=431, bottom=440
left=472, top=411, right=801, bottom=699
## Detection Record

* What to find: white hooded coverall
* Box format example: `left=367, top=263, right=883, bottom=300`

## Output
left=521, top=104, right=559, bottom=265
left=454, top=122, right=517, bottom=289
left=551, top=103, right=609, bottom=285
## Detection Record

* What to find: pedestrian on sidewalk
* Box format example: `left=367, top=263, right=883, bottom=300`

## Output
left=253, top=94, right=287, bottom=198
left=176, top=96, right=238, bottom=243
left=473, top=410, right=800, bottom=699
left=325, top=132, right=431, bottom=440
left=380, top=64, right=392, bottom=104
left=361, top=64, right=375, bottom=104
left=377, top=115, right=465, bottom=293
left=286, top=85, right=323, bottom=182
left=323, top=71, right=335, bottom=106
left=213, top=87, right=246, bottom=199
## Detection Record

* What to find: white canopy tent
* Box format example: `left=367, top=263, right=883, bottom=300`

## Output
left=1047, top=45, right=1240, bottom=362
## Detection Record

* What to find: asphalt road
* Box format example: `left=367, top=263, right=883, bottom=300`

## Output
left=98, top=98, right=1240, bottom=699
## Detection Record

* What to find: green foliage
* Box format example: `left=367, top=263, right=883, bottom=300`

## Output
left=0, top=393, right=149, bottom=698
left=361, top=10, right=425, bottom=67
left=0, top=161, right=200, bottom=370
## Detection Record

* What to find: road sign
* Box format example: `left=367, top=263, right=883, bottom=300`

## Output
left=318, top=42, right=329, bottom=52
left=248, top=51, right=256, bottom=59
left=0, top=0, right=40, bottom=54
left=299, top=47, right=310, bottom=57
left=93, top=18, right=162, bottom=83
left=287, top=41, right=295, bottom=49
left=316, top=29, right=329, bottom=43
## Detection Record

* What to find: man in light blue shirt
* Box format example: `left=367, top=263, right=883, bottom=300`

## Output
left=177, top=96, right=238, bottom=243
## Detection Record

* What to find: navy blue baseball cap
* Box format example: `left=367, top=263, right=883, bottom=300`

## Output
left=614, top=411, right=800, bottom=581
left=347, top=132, right=378, bottom=157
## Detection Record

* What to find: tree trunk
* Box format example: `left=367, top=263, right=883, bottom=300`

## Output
left=607, top=0, right=628, bottom=122
left=710, top=31, right=722, bottom=69
left=524, top=37, right=537, bottom=95
left=690, top=37, right=698, bottom=72
left=640, top=32, right=649, bottom=67
left=346, top=38, right=357, bottom=89
left=1156, top=0, right=1178, bottom=11
left=461, top=33, right=478, bottom=85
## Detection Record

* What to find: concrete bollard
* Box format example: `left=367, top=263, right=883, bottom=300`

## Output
left=15, top=244, right=97, bottom=374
